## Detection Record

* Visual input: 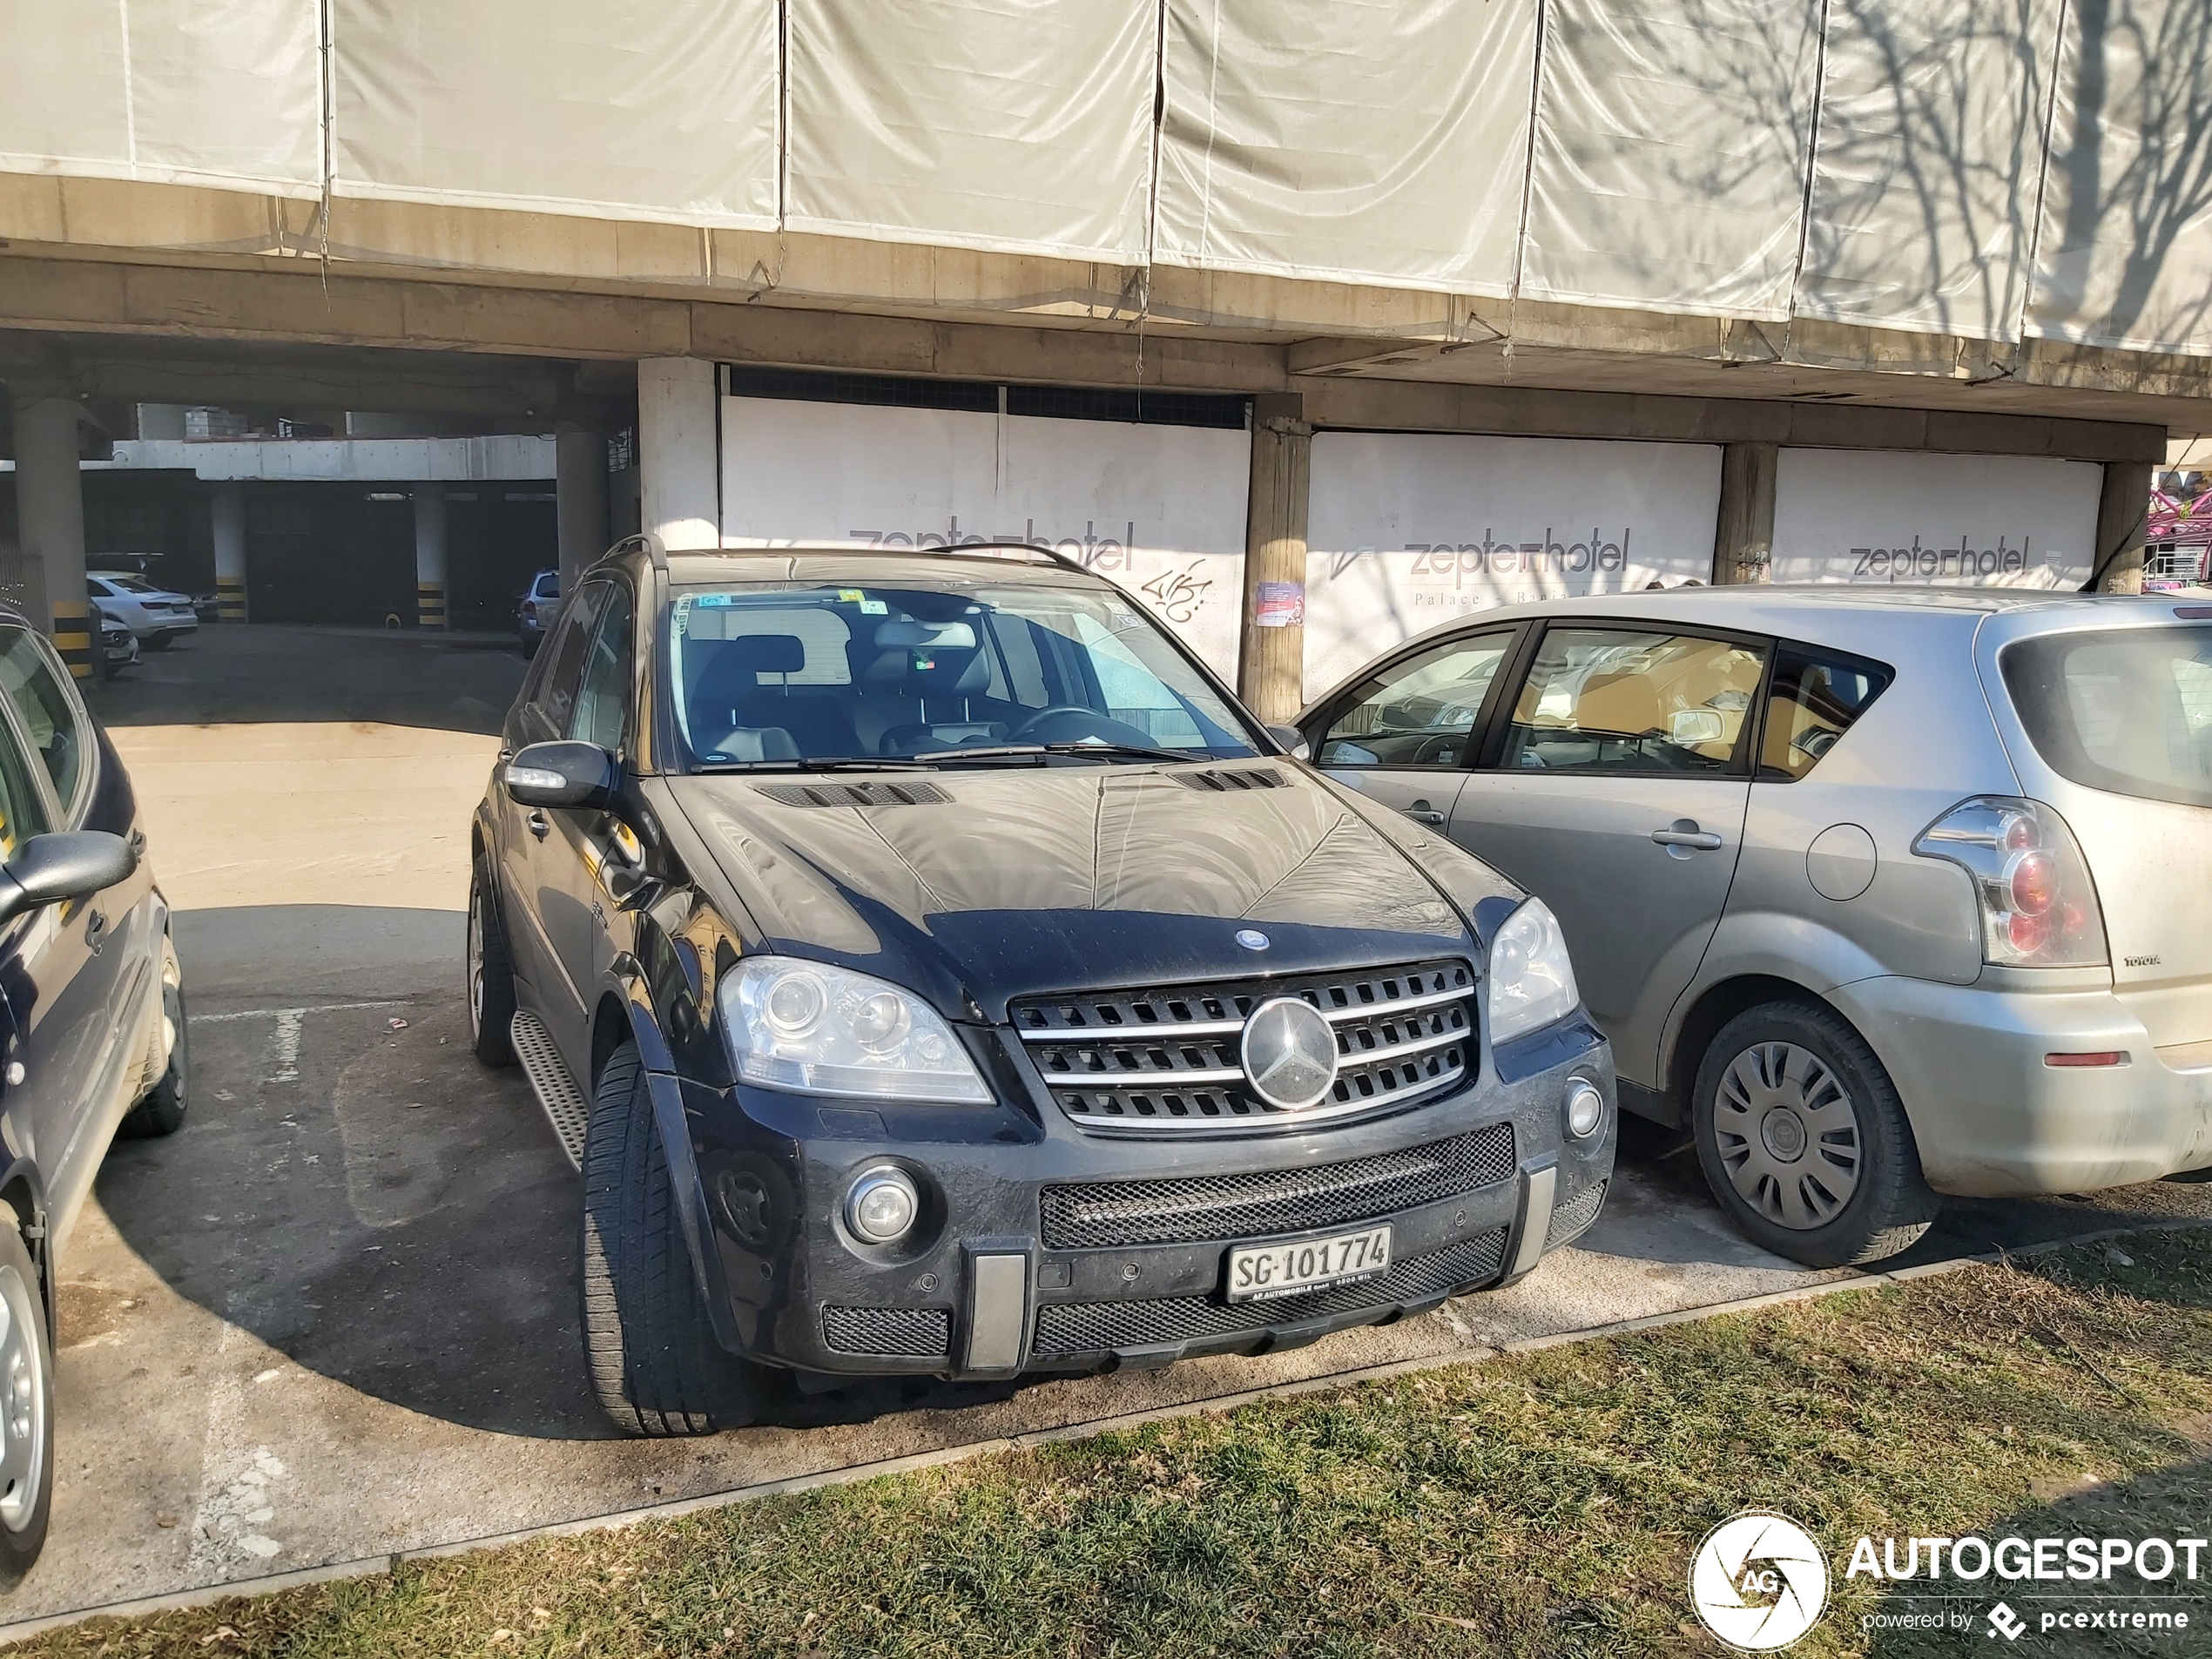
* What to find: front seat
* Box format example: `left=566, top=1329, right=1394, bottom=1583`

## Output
left=875, top=624, right=1006, bottom=755
left=690, top=635, right=812, bottom=758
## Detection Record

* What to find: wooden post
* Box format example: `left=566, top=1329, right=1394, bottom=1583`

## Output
left=1237, top=393, right=1312, bottom=724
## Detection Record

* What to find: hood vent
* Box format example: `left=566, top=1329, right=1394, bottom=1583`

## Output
left=755, top=780, right=952, bottom=808
left=1172, top=767, right=1286, bottom=792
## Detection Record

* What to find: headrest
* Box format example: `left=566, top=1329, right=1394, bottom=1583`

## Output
left=904, top=644, right=991, bottom=698
left=875, top=619, right=975, bottom=650
left=1575, top=671, right=1663, bottom=738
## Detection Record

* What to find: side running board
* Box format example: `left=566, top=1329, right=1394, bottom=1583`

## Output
left=509, top=1009, right=588, bottom=1168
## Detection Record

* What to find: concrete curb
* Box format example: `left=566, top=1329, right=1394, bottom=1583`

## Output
left=3, top=1215, right=2203, bottom=1649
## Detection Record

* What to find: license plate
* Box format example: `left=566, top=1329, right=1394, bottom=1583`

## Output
left=1226, top=1225, right=1391, bottom=1302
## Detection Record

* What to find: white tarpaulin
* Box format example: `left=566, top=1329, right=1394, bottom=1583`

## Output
left=785, top=0, right=1156, bottom=262
left=1154, top=0, right=1537, bottom=294
left=1304, top=433, right=1723, bottom=699
left=331, top=0, right=777, bottom=227
left=1769, top=448, right=2101, bottom=588
left=718, top=398, right=1251, bottom=670
left=1795, top=0, right=2063, bottom=340
left=2027, top=0, right=2212, bottom=354
left=1521, top=0, right=1824, bottom=320
left=0, top=0, right=320, bottom=195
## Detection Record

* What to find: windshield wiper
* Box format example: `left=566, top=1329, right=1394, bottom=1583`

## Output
left=907, top=741, right=1202, bottom=765
left=693, top=757, right=941, bottom=773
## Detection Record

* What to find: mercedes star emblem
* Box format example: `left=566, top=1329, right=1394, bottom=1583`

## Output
left=1235, top=928, right=1270, bottom=951
left=1240, top=995, right=1339, bottom=1110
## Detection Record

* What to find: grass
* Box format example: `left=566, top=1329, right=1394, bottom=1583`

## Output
left=20, top=1229, right=2212, bottom=1659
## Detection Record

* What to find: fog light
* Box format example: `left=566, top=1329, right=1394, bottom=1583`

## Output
left=1564, top=1078, right=1605, bottom=1140
left=844, top=1166, right=920, bottom=1244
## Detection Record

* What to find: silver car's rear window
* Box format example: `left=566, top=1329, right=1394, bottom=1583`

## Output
left=2001, top=624, right=2212, bottom=808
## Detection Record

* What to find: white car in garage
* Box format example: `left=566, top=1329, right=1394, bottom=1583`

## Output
left=87, top=571, right=199, bottom=650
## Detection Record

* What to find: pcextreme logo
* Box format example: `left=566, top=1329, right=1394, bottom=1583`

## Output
left=1689, top=1511, right=1831, bottom=1651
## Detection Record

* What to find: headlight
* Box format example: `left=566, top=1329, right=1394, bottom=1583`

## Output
left=1486, top=898, right=1579, bottom=1044
left=718, top=956, right=991, bottom=1103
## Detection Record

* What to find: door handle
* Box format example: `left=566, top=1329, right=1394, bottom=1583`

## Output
left=1404, top=799, right=1447, bottom=826
left=84, top=910, right=108, bottom=953
left=527, top=810, right=550, bottom=840
left=1650, top=823, right=1723, bottom=851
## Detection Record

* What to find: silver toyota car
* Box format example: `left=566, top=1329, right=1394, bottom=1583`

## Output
left=1297, top=588, right=2212, bottom=1268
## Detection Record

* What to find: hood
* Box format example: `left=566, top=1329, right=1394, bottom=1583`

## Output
left=672, top=765, right=1479, bottom=1017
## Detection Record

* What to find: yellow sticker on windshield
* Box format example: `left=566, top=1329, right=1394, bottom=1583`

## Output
left=838, top=589, right=865, bottom=603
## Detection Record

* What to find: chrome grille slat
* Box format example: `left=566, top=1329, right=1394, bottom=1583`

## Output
left=1013, top=957, right=1478, bottom=1134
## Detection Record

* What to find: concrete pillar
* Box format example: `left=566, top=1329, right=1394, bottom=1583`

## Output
left=2093, top=460, right=2154, bottom=593
left=211, top=483, right=248, bottom=622
left=10, top=393, right=91, bottom=678
left=413, top=483, right=448, bottom=630
left=637, top=358, right=720, bottom=550
left=1235, top=394, right=1313, bottom=725
left=1711, top=442, right=1777, bottom=586
left=556, top=427, right=610, bottom=594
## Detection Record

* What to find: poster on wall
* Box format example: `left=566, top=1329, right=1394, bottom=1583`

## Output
left=718, top=396, right=1250, bottom=669
left=1304, top=432, right=1724, bottom=698
left=1769, top=450, right=2101, bottom=590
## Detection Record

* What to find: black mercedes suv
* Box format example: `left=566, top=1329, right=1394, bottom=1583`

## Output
left=468, top=538, right=1615, bottom=1434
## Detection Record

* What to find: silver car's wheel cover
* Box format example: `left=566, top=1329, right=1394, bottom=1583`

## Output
left=1713, top=1041, right=1862, bottom=1231
left=0, top=1263, right=44, bottom=1533
left=466, top=887, right=485, bottom=1041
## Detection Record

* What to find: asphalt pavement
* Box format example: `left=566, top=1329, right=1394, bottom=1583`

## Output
left=3, top=623, right=2201, bottom=1627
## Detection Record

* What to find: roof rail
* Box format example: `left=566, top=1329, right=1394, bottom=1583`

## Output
left=640, top=538, right=1096, bottom=577
left=595, top=531, right=668, bottom=577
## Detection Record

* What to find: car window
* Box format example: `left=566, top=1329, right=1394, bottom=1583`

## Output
left=533, top=583, right=608, bottom=736
left=86, top=579, right=111, bottom=599
left=0, top=629, right=86, bottom=814
left=0, top=693, right=49, bottom=861
left=1495, top=627, right=1768, bottom=774
left=2002, top=624, right=2212, bottom=809
left=570, top=585, right=633, bottom=753
left=535, top=573, right=560, bottom=600
left=1315, top=630, right=1514, bottom=769
left=1759, top=644, right=1892, bottom=782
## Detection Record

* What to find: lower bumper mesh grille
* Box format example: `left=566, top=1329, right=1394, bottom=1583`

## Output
left=1030, top=1228, right=1508, bottom=1359
left=822, top=1305, right=951, bottom=1359
left=1546, top=1178, right=1608, bottom=1248
left=1040, top=1123, right=1516, bottom=1250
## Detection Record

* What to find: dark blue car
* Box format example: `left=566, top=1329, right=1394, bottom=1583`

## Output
left=0, top=611, right=185, bottom=1582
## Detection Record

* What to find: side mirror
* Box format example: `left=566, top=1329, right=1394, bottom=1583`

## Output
left=1265, top=724, right=1312, bottom=762
left=504, top=741, right=618, bottom=810
left=0, top=832, right=137, bottom=927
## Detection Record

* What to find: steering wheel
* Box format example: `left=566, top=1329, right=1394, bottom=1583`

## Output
left=1007, top=705, right=1104, bottom=742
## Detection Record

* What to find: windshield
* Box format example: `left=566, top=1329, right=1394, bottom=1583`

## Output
left=666, top=578, right=1259, bottom=768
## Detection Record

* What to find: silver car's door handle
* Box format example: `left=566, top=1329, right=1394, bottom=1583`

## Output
left=1404, top=799, right=1447, bottom=826
left=1650, top=826, right=1723, bottom=850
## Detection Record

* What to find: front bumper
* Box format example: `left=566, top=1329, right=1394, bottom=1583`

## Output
left=1831, top=974, right=2212, bottom=1196
left=671, top=1016, right=1614, bottom=1383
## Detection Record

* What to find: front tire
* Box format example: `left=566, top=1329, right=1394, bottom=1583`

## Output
left=118, top=933, right=188, bottom=1139
left=0, top=1227, right=53, bottom=1585
left=1691, top=1000, right=1939, bottom=1268
left=467, top=860, right=518, bottom=1068
left=580, top=1043, right=762, bottom=1436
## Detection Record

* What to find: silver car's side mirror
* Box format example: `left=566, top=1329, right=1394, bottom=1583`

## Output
left=1266, top=725, right=1312, bottom=762
left=0, top=831, right=137, bottom=927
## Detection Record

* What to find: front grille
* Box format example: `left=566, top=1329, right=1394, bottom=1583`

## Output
left=821, top=1305, right=952, bottom=1358
left=1039, top=1124, right=1515, bottom=1250
left=1014, top=959, right=1477, bottom=1133
left=1030, top=1228, right=1508, bottom=1358
left=1547, top=1178, right=1608, bottom=1248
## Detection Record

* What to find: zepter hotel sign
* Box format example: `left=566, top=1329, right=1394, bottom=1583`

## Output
left=1303, top=432, right=1724, bottom=699
left=717, top=395, right=1249, bottom=670
left=1769, top=449, right=2101, bottom=590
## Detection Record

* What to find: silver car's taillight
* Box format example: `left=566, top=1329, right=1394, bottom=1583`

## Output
left=1912, top=797, right=2109, bottom=968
